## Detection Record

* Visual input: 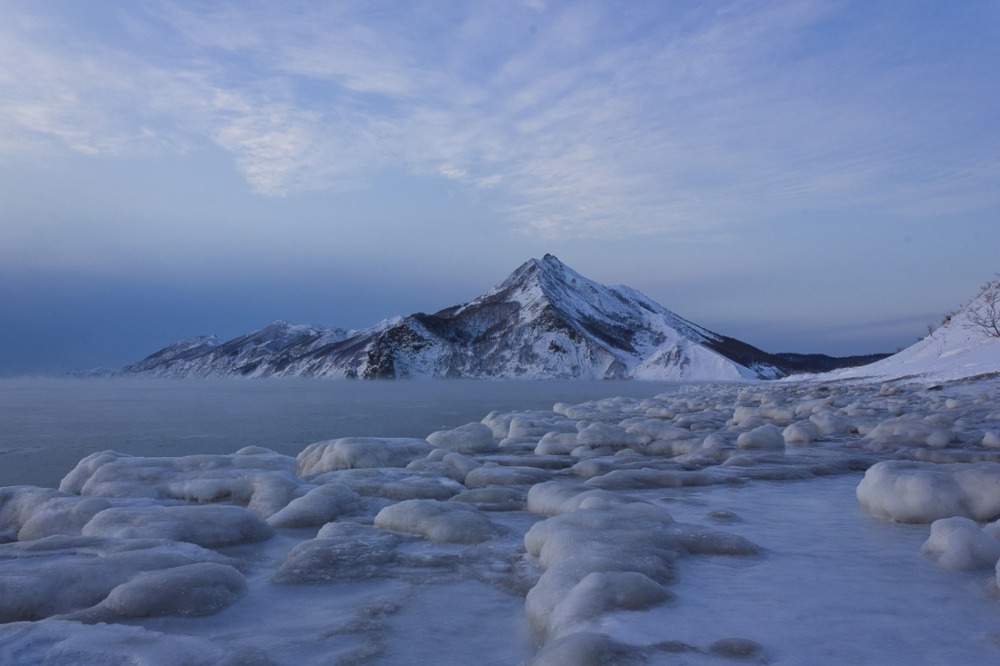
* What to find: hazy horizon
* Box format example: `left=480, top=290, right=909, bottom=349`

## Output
left=2, top=1, right=998, bottom=375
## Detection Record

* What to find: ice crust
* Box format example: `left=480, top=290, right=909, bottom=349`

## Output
left=5, top=378, right=1000, bottom=662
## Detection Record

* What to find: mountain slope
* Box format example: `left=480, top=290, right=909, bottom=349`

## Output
left=819, top=278, right=1000, bottom=383
left=121, top=255, right=861, bottom=380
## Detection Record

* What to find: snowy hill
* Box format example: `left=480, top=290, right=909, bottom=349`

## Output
left=820, top=278, right=1000, bottom=383
left=120, top=255, right=871, bottom=380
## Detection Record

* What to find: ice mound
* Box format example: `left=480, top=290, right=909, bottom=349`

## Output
left=574, top=422, right=642, bottom=454
left=59, top=449, right=302, bottom=518
left=83, top=504, right=274, bottom=547
left=61, top=562, right=247, bottom=622
left=736, top=424, right=786, bottom=450
left=534, top=432, right=580, bottom=456
left=374, top=499, right=503, bottom=543
left=0, top=535, right=238, bottom=622
left=273, top=522, right=404, bottom=583
left=450, top=486, right=527, bottom=511
left=0, top=486, right=111, bottom=541
left=0, top=619, right=272, bottom=666
left=584, top=468, right=714, bottom=491
left=266, top=483, right=362, bottom=528
left=297, top=437, right=435, bottom=475
left=783, top=420, right=821, bottom=445
left=864, top=416, right=955, bottom=450
left=426, top=422, right=498, bottom=454
left=526, top=480, right=624, bottom=516
left=464, top=463, right=553, bottom=488
left=480, top=410, right=570, bottom=439
left=857, top=460, right=1000, bottom=522
left=523, top=499, right=758, bottom=642
left=312, top=467, right=465, bottom=501
left=547, top=570, right=672, bottom=634
left=920, top=516, right=1000, bottom=570
left=406, top=449, right=482, bottom=482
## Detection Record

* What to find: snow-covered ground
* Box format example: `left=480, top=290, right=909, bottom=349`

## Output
left=817, top=278, right=1000, bottom=384
left=4, top=373, right=1000, bottom=665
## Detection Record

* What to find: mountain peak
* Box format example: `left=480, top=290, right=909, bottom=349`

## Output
left=120, top=256, right=804, bottom=380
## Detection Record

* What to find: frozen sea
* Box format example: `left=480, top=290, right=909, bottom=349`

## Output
left=2, top=377, right=1000, bottom=665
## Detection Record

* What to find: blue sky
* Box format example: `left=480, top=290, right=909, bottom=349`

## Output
left=2, top=0, right=999, bottom=375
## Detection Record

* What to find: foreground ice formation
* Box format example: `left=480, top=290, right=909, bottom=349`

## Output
left=920, top=517, right=1000, bottom=570
left=0, top=620, right=271, bottom=666
left=4, top=377, right=1000, bottom=662
left=857, top=460, right=1000, bottom=522
left=0, top=536, right=241, bottom=622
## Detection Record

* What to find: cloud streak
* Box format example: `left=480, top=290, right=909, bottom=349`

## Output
left=1, top=0, right=998, bottom=237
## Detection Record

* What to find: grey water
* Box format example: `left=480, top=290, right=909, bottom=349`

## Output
left=0, top=377, right=682, bottom=489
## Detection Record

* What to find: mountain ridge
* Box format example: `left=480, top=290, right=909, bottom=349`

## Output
left=120, top=255, right=883, bottom=380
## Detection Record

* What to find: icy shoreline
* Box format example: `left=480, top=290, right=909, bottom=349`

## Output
left=3, top=378, right=1000, bottom=664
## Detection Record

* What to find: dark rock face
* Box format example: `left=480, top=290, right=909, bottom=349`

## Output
left=119, top=255, right=879, bottom=380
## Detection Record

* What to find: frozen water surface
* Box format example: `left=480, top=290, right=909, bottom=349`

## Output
left=2, top=377, right=1000, bottom=664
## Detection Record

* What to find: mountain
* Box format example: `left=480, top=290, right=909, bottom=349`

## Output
left=820, top=277, right=1000, bottom=383
left=120, top=255, right=877, bottom=381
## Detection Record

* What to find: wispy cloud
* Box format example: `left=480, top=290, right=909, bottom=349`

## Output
left=1, top=0, right=997, bottom=236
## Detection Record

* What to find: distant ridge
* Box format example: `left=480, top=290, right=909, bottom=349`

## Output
left=120, top=255, right=880, bottom=380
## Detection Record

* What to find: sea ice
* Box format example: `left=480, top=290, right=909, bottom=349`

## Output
left=7, top=375, right=1000, bottom=663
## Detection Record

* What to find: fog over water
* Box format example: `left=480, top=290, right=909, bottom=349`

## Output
left=0, top=378, right=681, bottom=488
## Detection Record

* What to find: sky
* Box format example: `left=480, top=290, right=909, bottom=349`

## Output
left=1, top=0, right=999, bottom=375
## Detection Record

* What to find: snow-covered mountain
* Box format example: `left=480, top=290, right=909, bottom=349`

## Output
left=820, top=278, right=1000, bottom=383
left=120, top=255, right=873, bottom=380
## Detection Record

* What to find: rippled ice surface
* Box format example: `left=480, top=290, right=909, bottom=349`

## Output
left=1, top=377, right=1000, bottom=665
